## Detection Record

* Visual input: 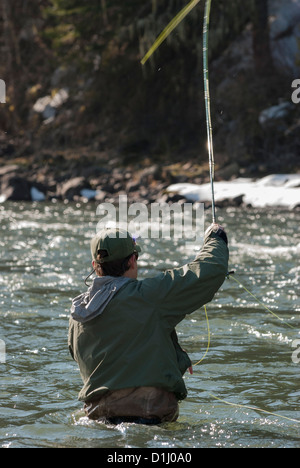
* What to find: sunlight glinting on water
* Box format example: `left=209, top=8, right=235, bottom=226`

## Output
left=0, top=202, right=299, bottom=448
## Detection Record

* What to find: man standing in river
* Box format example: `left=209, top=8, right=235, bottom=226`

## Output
left=68, top=223, right=229, bottom=425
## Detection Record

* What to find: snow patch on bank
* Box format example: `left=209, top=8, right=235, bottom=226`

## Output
left=166, top=174, right=300, bottom=209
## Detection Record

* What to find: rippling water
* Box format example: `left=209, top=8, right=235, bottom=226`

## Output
left=0, top=201, right=299, bottom=448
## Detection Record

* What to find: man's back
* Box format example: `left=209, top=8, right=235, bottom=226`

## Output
left=69, top=228, right=229, bottom=409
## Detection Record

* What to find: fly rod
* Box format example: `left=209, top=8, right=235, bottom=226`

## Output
left=203, top=0, right=216, bottom=224
left=140, top=0, right=217, bottom=222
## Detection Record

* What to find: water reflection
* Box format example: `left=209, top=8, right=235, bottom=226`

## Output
left=0, top=202, right=299, bottom=448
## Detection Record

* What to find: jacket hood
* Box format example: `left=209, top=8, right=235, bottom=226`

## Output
left=71, top=276, right=131, bottom=323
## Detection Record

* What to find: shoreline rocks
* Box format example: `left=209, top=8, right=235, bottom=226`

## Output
left=0, top=159, right=299, bottom=210
left=1, top=174, right=32, bottom=201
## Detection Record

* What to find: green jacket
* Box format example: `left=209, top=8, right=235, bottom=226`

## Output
left=68, top=230, right=229, bottom=402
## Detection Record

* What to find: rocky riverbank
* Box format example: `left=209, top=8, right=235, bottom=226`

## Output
left=1, top=1, right=300, bottom=211
left=1, top=151, right=299, bottom=210
left=0, top=152, right=199, bottom=204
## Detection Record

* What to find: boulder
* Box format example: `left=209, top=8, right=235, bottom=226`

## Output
left=33, top=88, right=69, bottom=122
left=258, top=101, right=294, bottom=128
left=58, top=176, right=91, bottom=201
left=215, top=162, right=240, bottom=180
left=0, top=165, right=20, bottom=176
left=270, top=0, right=300, bottom=74
left=0, top=174, right=31, bottom=201
left=31, top=186, right=46, bottom=202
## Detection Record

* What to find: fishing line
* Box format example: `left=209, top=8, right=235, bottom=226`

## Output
left=200, top=2, right=297, bottom=423
left=203, top=0, right=216, bottom=224
left=208, top=393, right=300, bottom=425
left=193, top=305, right=210, bottom=366
left=195, top=273, right=296, bottom=368
left=193, top=277, right=299, bottom=426
left=141, top=0, right=202, bottom=66
left=141, top=0, right=216, bottom=222
left=141, top=1, right=298, bottom=426
left=228, top=274, right=296, bottom=330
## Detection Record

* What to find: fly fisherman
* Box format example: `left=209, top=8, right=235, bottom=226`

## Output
left=68, top=224, right=229, bottom=425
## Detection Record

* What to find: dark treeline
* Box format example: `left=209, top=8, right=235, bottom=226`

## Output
left=0, top=0, right=299, bottom=176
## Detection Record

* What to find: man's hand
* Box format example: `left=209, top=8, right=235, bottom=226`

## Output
left=205, top=223, right=228, bottom=245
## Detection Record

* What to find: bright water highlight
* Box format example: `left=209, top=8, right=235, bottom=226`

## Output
left=0, top=202, right=299, bottom=448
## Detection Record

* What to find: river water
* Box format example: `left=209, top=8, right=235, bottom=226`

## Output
left=0, top=201, right=299, bottom=448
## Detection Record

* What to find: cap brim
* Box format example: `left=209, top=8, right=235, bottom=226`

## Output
left=134, top=244, right=141, bottom=254
left=99, top=243, right=141, bottom=263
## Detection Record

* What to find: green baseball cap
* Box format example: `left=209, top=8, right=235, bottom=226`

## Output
left=91, top=228, right=141, bottom=263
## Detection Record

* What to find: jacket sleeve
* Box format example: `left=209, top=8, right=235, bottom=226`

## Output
left=139, top=231, right=229, bottom=328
